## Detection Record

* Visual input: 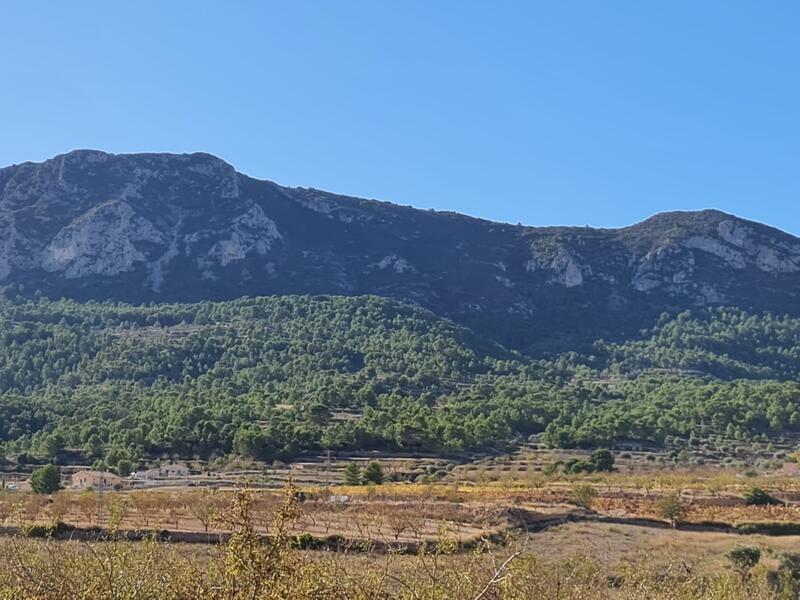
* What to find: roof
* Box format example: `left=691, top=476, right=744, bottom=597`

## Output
left=71, top=470, right=121, bottom=479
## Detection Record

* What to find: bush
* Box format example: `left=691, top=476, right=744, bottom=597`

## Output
left=727, top=545, right=761, bottom=580
left=744, top=487, right=782, bottom=506
left=589, top=449, right=615, bottom=472
left=778, top=552, right=800, bottom=580
left=563, top=458, right=593, bottom=474
left=116, top=459, right=133, bottom=477
left=542, top=463, right=559, bottom=476
left=736, top=522, right=800, bottom=536
left=569, top=484, right=598, bottom=510
left=560, top=451, right=615, bottom=475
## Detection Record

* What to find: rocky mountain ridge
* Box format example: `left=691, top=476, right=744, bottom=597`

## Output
left=1, top=150, right=798, bottom=351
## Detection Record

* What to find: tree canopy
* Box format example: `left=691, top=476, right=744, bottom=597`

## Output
left=0, top=294, right=797, bottom=464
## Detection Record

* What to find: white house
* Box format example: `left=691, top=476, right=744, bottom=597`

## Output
left=133, top=463, right=190, bottom=480
left=71, top=470, right=123, bottom=490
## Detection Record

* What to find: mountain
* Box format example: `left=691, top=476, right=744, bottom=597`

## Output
left=1, top=151, right=800, bottom=459
left=1, top=150, right=799, bottom=352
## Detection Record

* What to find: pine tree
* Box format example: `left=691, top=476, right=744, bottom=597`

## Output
left=362, top=460, right=384, bottom=485
left=344, top=462, right=362, bottom=486
left=30, top=464, right=61, bottom=494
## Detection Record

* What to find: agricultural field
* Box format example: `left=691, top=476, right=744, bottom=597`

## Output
left=4, top=454, right=800, bottom=598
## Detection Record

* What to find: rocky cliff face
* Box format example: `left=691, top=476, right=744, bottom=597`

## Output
left=1, top=150, right=798, bottom=351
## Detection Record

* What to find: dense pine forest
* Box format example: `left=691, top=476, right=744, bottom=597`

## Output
left=0, top=292, right=798, bottom=472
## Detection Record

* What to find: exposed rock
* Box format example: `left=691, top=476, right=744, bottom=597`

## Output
left=0, top=150, right=798, bottom=349
left=42, top=201, right=165, bottom=278
left=682, top=236, right=746, bottom=269
left=372, top=255, right=415, bottom=274
left=207, top=204, right=282, bottom=267
left=526, top=245, right=589, bottom=287
left=495, top=275, right=515, bottom=288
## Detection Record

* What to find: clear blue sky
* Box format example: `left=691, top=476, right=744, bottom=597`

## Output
left=2, top=2, right=799, bottom=235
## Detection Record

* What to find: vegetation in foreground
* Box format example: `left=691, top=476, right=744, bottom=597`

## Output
left=3, top=485, right=800, bottom=600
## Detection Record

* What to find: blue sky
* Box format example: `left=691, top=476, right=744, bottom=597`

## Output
left=1, top=2, right=798, bottom=235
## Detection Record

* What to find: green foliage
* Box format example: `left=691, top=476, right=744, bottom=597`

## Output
left=559, top=450, right=615, bottom=475
left=589, top=449, right=614, bottom=472
left=116, top=459, right=133, bottom=477
left=562, top=458, right=594, bottom=474
left=41, top=433, right=65, bottom=459
left=737, top=522, right=800, bottom=536
left=29, top=464, right=60, bottom=494
left=775, top=552, right=800, bottom=591
left=362, top=461, right=384, bottom=485
left=727, top=545, right=761, bottom=579
left=657, top=493, right=686, bottom=527
left=0, top=295, right=798, bottom=462
left=595, top=308, right=800, bottom=380
left=744, top=487, right=782, bottom=506
left=343, top=462, right=361, bottom=486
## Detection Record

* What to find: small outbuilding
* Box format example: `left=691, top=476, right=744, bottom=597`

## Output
left=782, top=462, right=800, bottom=476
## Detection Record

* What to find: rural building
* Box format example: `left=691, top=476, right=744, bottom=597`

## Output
left=134, top=463, right=190, bottom=480
left=71, top=470, right=123, bottom=490
left=783, top=462, right=800, bottom=476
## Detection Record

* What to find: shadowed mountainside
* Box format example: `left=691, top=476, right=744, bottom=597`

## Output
left=1, top=150, right=798, bottom=352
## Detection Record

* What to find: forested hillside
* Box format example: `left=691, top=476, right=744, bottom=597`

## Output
left=593, top=308, right=800, bottom=379
left=0, top=293, right=799, bottom=471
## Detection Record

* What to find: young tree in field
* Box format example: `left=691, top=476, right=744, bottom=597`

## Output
left=569, top=484, right=598, bottom=510
left=75, top=491, right=99, bottom=526
left=23, top=494, right=49, bottom=524
left=344, top=462, right=362, bottom=486
left=130, top=491, right=159, bottom=528
left=166, top=502, right=182, bottom=530
left=387, top=509, right=410, bottom=541
left=107, top=495, right=129, bottom=532
left=46, top=491, right=72, bottom=527
left=30, top=464, right=61, bottom=494
left=189, top=489, right=222, bottom=533
left=727, top=545, right=761, bottom=581
left=363, top=461, right=385, bottom=485
left=0, top=494, right=12, bottom=525
left=151, top=493, right=173, bottom=529
left=318, top=502, right=343, bottom=536
left=657, top=493, right=686, bottom=528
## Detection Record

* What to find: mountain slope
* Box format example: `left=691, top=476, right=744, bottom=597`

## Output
left=1, top=295, right=799, bottom=463
left=1, top=150, right=799, bottom=351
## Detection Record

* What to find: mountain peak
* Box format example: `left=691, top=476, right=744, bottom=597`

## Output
left=0, top=150, right=797, bottom=352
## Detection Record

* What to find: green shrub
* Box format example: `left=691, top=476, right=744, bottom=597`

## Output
left=589, top=449, right=615, bottom=472
left=727, top=545, right=761, bottom=580
left=736, top=522, right=800, bottom=536
left=744, top=487, right=782, bottom=506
